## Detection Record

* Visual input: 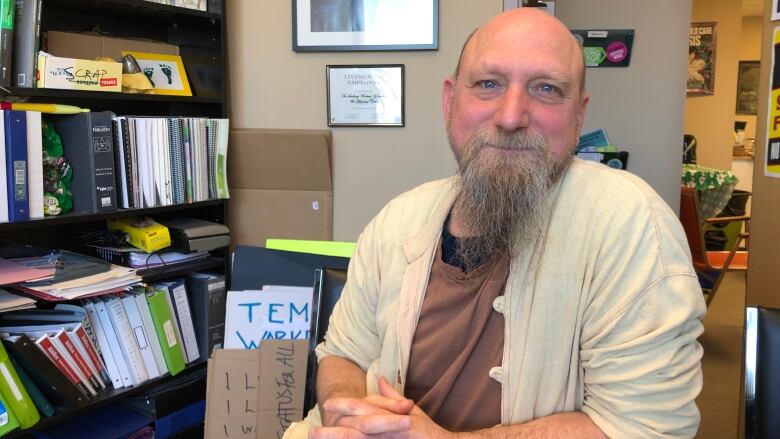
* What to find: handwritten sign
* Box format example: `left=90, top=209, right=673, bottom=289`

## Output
left=224, top=288, right=313, bottom=349
left=204, top=340, right=309, bottom=439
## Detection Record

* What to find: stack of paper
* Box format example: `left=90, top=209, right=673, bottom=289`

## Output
left=15, top=265, right=141, bottom=301
left=0, top=288, right=35, bottom=313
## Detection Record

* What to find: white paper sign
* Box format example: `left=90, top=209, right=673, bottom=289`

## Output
left=224, top=287, right=313, bottom=349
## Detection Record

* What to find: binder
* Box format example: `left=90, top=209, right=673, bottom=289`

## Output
left=53, top=111, right=117, bottom=213
left=2, top=334, right=87, bottom=408
left=67, top=324, right=110, bottom=385
left=132, top=289, right=167, bottom=376
left=120, top=293, right=160, bottom=379
left=158, top=279, right=199, bottom=364
left=0, top=393, right=19, bottom=435
left=11, top=0, right=41, bottom=88
left=25, top=111, right=42, bottom=219
left=33, top=334, right=91, bottom=398
left=0, top=338, right=39, bottom=428
left=8, top=355, right=53, bottom=417
left=92, top=299, right=133, bottom=388
left=0, top=110, right=7, bottom=222
left=53, top=329, right=104, bottom=392
left=81, top=300, right=123, bottom=389
left=145, top=289, right=185, bottom=376
left=0, top=0, right=12, bottom=87
left=46, top=333, right=97, bottom=397
left=185, top=272, right=226, bottom=359
left=103, top=296, right=148, bottom=386
left=4, top=110, right=27, bottom=221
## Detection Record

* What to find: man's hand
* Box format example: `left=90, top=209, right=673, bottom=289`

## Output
left=311, top=377, right=453, bottom=439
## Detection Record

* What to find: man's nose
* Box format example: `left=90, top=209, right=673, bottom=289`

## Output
left=493, top=86, right=531, bottom=132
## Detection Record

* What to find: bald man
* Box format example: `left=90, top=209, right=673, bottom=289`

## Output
left=285, top=9, right=705, bottom=439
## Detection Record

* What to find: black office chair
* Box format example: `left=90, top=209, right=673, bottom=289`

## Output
left=744, top=306, right=780, bottom=438
left=304, top=267, right=348, bottom=414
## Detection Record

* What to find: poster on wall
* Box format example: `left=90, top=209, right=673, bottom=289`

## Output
left=774, top=0, right=780, bottom=21
left=765, top=27, right=780, bottom=178
left=687, top=22, right=717, bottom=95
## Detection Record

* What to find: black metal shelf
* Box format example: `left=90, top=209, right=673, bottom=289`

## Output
left=5, top=363, right=207, bottom=438
left=44, top=0, right=221, bottom=22
left=0, top=87, right=222, bottom=104
left=138, top=256, right=225, bottom=283
left=0, top=199, right=226, bottom=232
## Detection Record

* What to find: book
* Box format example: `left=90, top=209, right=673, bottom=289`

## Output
left=145, top=289, right=185, bottom=376
left=33, top=334, right=91, bottom=398
left=4, top=110, right=27, bottom=221
left=8, top=355, right=53, bottom=417
left=0, top=337, right=39, bottom=428
left=102, top=296, right=148, bottom=386
left=53, top=111, right=117, bottom=213
left=11, top=0, right=40, bottom=88
left=157, top=279, right=199, bottom=364
left=2, top=334, right=87, bottom=408
left=186, top=272, right=226, bottom=359
left=0, top=0, right=12, bottom=87
left=120, top=293, right=160, bottom=380
left=24, top=111, right=42, bottom=219
left=131, top=288, right=167, bottom=376
left=92, top=299, right=132, bottom=388
left=81, top=300, right=123, bottom=389
left=0, top=393, right=19, bottom=435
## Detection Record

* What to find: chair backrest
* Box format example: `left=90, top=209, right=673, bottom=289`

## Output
left=679, top=187, right=709, bottom=270
left=304, top=267, right=348, bottom=414
left=744, top=306, right=780, bottom=438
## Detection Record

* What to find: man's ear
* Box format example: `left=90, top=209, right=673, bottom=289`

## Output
left=442, top=76, right=456, bottom=122
left=576, top=92, right=590, bottom=134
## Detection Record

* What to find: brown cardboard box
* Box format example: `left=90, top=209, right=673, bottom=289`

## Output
left=204, top=340, right=309, bottom=439
left=227, top=129, right=333, bottom=248
left=44, top=31, right=179, bottom=61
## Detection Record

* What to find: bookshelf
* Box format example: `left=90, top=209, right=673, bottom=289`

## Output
left=0, top=0, right=228, bottom=436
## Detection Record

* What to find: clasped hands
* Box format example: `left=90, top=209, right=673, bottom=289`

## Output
left=309, top=377, right=452, bottom=439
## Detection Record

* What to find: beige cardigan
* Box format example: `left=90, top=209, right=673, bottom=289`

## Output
left=284, top=159, right=706, bottom=438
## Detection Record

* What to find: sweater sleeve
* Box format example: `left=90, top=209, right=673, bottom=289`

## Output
left=578, top=184, right=707, bottom=438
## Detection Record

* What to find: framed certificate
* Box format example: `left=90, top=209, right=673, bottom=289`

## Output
left=293, top=0, right=438, bottom=52
left=326, top=64, right=404, bottom=127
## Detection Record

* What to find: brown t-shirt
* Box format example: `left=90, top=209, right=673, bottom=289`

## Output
left=405, top=243, right=509, bottom=431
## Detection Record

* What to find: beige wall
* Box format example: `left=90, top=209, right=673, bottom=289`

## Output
left=735, top=15, right=763, bottom=141
left=685, top=0, right=743, bottom=170
left=229, top=0, right=692, bottom=241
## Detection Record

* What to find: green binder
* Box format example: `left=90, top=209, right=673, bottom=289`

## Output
left=146, top=289, right=186, bottom=376
left=0, top=341, right=39, bottom=428
left=0, top=393, right=19, bottom=436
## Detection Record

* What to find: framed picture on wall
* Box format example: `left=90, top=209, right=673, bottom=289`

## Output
left=292, top=0, right=438, bottom=51
left=326, top=64, right=404, bottom=127
left=774, top=0, right=780, bottom=21
left=736, top=60, right=760, bottom=115
left=688, top=22, right=717, bottom=95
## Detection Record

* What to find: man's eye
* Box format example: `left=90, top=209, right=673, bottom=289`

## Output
left=478, top=80, right=499, bottom=89
left=538, top=83, right=559, bottom=94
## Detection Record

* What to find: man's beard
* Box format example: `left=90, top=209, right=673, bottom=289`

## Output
left=451, top=127, right=572, bottom=272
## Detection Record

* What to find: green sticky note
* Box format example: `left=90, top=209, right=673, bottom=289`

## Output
left=265, top=239, right=356, bottom=258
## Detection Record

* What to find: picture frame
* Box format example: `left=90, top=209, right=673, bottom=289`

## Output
left=121, top=51, right=192, bottom=96
left=736, top=60, right=760, bottom=115
left=293, top=0, right=438, bottom=52
left=326, top=64, right=404, bottom=127
left=687, top=22, right=717, bottom=95
left=774, top=0, right=780, bottom=21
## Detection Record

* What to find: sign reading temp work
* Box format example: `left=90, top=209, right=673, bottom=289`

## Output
left=223, top=287, right=313, bottom=349
left=570, top=29, right=634, bottom=68
left=767, top=27, right=780, bottom=178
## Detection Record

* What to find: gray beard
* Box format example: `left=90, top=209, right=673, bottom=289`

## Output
left=452, top=127, right=571, bottom=272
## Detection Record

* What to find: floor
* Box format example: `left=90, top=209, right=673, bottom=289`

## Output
left=696, top=271, right=746, bottom=439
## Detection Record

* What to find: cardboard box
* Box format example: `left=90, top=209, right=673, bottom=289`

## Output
left=37, top=53, right=122, bottom=91
left=227, top=129, right=333, bottom=248
left=204, top=340, right=309, bottom=439
left=44, top=31, right=179, bottom=61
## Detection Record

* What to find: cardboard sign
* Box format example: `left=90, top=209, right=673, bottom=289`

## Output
left=204, top=340, right=309, bottom=439
left=224, top=288, right=313, bottom=349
